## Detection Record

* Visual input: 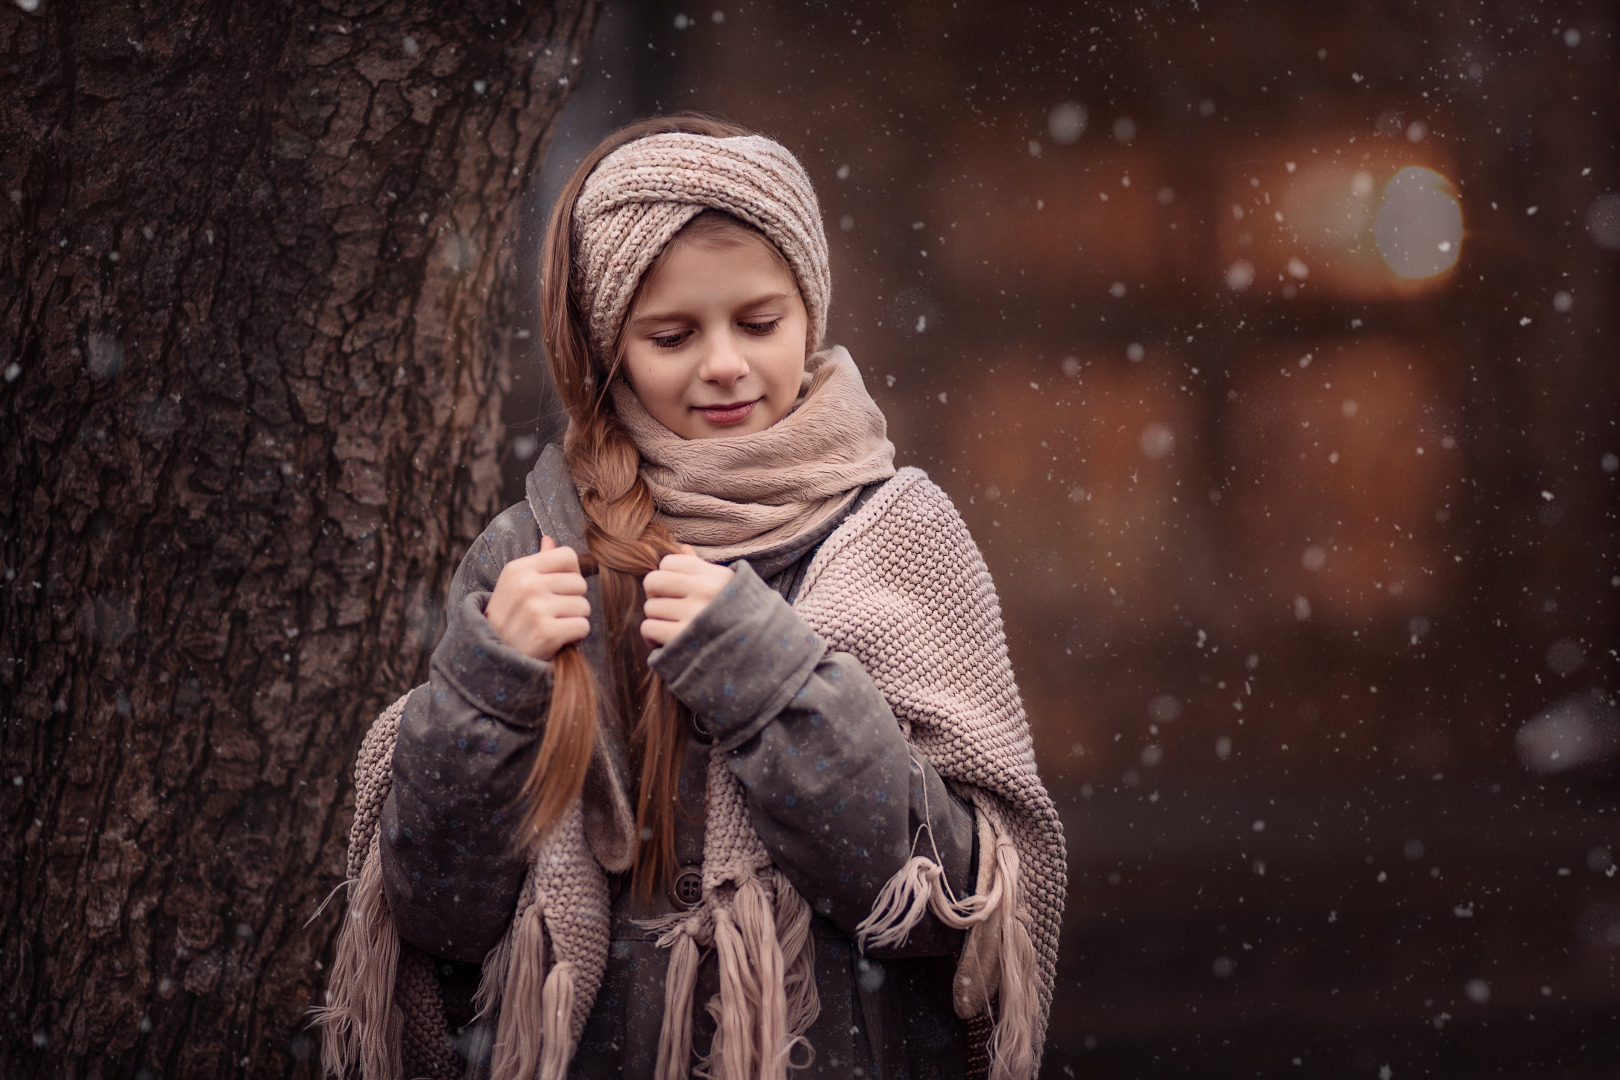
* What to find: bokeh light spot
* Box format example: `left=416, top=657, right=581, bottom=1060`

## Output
left=1374, top=167, right=1464, bottom=279
left=1048, top=102, right=1088, bottom=145
left=1587, top=192, right=1620, bottom=250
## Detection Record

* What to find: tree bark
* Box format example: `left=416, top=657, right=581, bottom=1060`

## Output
left=0, top=0, right=595, bottom=1073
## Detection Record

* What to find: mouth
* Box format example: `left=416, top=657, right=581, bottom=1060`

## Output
left=693, top=399, right=760, bottom=425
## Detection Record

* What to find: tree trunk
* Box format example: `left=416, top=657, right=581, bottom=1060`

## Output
left=0, top=0, right=595, bottom=1073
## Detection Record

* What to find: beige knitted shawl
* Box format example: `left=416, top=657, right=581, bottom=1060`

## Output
left=316, top=472, right=1067, bottom=1080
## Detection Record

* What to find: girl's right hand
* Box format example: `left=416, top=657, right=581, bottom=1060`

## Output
left=485, top=535, right=591, bottom=661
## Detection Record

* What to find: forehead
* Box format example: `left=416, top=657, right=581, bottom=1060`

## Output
left=665, top=215, right=789, bottom=268
left=636, top=233, right=799, bottom=305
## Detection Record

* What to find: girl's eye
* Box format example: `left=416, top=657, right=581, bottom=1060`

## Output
left=740, top=318, right=781, bottom=334
left=650, top=330, right=690, bottom=349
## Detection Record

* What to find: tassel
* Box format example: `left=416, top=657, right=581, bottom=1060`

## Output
left=696, top=994, right=724, bottom=1080
left=984, top=840, right=1036, bottom=1080
left=732, top=877, right=787, bottom=1078
left=312, top=843, right=403, bottom=1080
left=538, top=961, right=579, bottom=1080
left=854, top=855, right=944, bottom=952
left=681, top=874, right=805, bottom=1078
left=934, top=812, right=1012, bottom=934
left=306, top=877, right=352, bottom=928
left=711, top=904, right=760, bottom=1080
left=955, top=838, right=1037, bottom=1080
left=471, top=909, right=517, bottom=1029
left=490, top=902, right=548, bottom=1080
left=461, top=907, right=519, bottom=1078
left=770, top=870, right=818, bottom=1049
left=948, top=836, right=1010, bottom=1019
left=655, top=925, right=703, bottom=1080
left=854, top=823, right=1041, bottom=1080
left=952, top=915, right=1003, bottom=1020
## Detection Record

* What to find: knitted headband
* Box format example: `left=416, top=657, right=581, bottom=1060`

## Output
left=571, top=132, right=831, bottom=365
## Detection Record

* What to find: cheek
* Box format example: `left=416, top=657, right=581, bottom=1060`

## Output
left=626, top=354, right=672, bottom=398
left=622, top=359, right=663, bottom=416
left=763, top=353, right=807, bottom=421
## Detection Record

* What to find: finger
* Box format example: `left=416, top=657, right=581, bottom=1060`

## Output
left=657, top=552, right=710, bottom=575
left=542, top=594, right=592, bottom=620
left=642, top=596, right=688, bottom=623
left=544, top=572, right=589, bottom=597
left=541, top=534, right=557, bottom=553
left=549, top=615, right=591, bottom=648
left=508, top=544, right=578, bottom=575
left=678, top=543, right=697, bottom=557
left=530, top=544, right=581, bottom=575
left=640, top=618, right=675, bottom=648
left=642, top=569, right=690, bottom=599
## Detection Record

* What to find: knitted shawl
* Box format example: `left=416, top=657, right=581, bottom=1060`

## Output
left=316, top=469, right=1067, bottom=1080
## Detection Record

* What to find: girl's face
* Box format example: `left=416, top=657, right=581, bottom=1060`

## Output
left=620, top=234, right=808, bottom=439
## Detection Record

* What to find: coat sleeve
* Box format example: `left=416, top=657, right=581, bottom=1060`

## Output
left=379, top=502, right=552, bottom=963
left=649, top=562, right=976, bottom=957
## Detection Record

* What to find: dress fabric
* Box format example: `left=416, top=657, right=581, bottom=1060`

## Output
left=379, top=445, right=981, bottom=1078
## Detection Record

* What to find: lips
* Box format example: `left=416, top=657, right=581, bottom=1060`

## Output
left=693, top=399, right=759, bottom=425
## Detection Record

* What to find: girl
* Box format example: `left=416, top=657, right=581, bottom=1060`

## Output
left=318, top=114, right=1066, bottom=1080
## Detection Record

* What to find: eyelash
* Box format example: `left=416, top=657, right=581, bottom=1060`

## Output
left=650, top=319, right=781, bottom=349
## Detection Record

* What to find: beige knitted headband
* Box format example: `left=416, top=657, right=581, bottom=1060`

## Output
left=571, top=132, right=831, bottom=365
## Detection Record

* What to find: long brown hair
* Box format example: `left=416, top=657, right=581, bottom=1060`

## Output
left=518, top=113, right=761, bottom=899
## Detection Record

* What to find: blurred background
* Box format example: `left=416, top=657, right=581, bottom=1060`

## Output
left=502, top=1, right=1620, bottom=1075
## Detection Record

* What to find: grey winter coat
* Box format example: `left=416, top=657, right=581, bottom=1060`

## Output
left=379, top=445, right=984, bottom=1078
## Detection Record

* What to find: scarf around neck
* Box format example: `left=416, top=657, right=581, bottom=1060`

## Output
left=610, top=346, right=897, bottom=561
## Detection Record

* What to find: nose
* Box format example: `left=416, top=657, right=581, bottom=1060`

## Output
left=697, top=333, right=749, bottom=386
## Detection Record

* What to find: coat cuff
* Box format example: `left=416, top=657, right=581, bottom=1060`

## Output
left=649, top=561, right=826, bottom=751
left=429, top=590, right=553, bottom=726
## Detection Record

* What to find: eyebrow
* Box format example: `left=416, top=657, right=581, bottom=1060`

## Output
left=629, top=293, right=792, bottom=327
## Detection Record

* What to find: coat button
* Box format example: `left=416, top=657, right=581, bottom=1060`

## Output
left=669, top=869, right=703, bottom=910
left=688, top=711, right=713, bottom=741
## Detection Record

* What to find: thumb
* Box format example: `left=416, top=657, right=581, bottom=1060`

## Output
left=540, top=534, right=557, bottom=553
left=677, top=543, right=698, bottom=557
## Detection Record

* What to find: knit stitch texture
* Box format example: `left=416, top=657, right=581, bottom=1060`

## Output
left=572, top=132, right=831, bottom=364
left=611, top=346, right=896, bottom=561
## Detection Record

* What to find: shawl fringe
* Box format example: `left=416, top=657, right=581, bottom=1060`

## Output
left=771, top=869, right=818, bottom=1063
left=654, top=917, right=704, bottom=1080
left=855, top=811, right=1038, bottom=1080
left=539, top=961, right=580, bottom=1080
left=313, top=838, right=404, bottom=1080
left=647, top=869, right=817, bottom=1080
left=490, top=899, right=548, bottom=1080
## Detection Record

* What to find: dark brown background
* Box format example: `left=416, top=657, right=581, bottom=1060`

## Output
left=502, top=1, right=1620, bottom=1076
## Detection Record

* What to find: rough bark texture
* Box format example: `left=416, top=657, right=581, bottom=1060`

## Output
left=0, top=0, right=595, bottom=1073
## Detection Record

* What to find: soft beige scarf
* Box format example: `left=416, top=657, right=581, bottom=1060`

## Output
left=609, top=346, right=897, bottom=561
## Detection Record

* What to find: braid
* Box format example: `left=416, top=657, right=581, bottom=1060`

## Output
left=567, top=401, right=687, bottom=899
left=518, top=113, right=760, bottom=896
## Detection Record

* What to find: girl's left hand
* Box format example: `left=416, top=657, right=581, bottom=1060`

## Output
left=641, top=545, right=734, bottom=647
